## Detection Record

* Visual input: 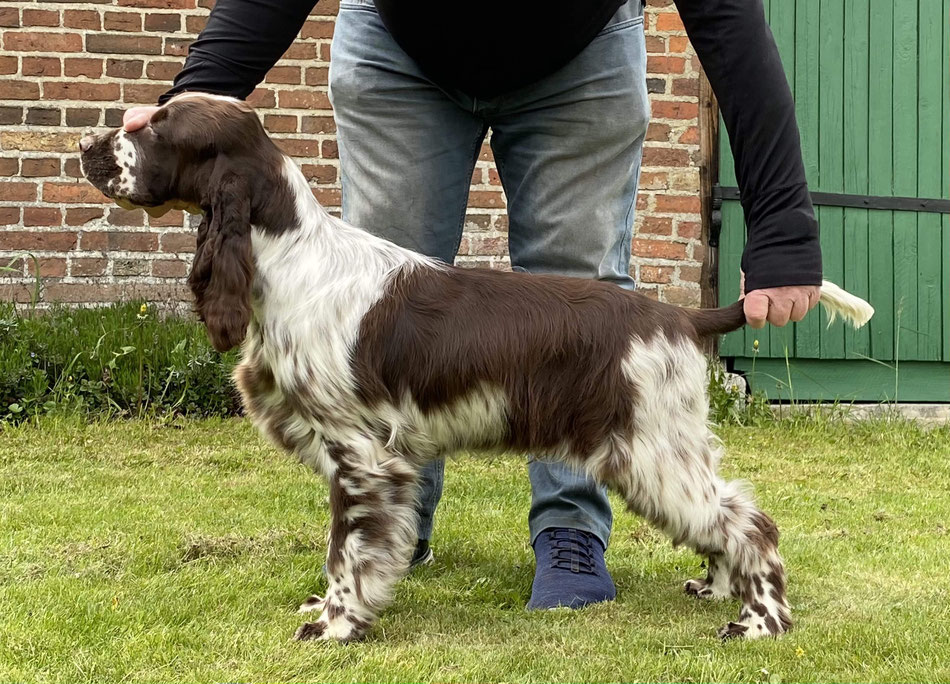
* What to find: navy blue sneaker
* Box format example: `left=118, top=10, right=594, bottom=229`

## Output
left=526, top=528, right=616, bottom=610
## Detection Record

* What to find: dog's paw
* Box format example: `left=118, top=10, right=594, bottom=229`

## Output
left=717, top=621, right=750, bottom=640
left=298, top=594, right=326, bottom=614
left=717, top=610, right=787, bottom=641
left=684, top=578, right=730, bottom=600
left=294, top=620, right=329, bottom=641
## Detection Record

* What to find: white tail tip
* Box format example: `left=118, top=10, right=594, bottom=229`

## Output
left=819, top=280, right=874, bottom=328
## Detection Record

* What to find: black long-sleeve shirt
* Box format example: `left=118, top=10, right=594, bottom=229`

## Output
left=161, top=0, right=822, bottom=292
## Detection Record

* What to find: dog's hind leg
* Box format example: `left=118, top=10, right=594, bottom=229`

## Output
left=607, top=434, right=791, bottom=640
left=295, top=437, right=419, bottom=642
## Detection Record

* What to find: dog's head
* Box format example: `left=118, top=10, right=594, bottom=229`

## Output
left=79, top=93, right=280, bottom=352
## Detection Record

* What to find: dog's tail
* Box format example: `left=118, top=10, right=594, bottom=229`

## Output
left=687, top=280, right=875, bottom=338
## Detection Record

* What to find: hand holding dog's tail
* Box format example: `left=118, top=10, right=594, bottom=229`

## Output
left=687, top=280, right=874, bottom=338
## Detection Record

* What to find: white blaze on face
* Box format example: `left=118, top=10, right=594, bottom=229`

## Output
left=111, top=131, right=138, bottom=196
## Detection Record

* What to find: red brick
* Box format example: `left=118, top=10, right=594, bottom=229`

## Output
left=640, top=265, right=674, bottom=283
left=0, top=207, right=20, bottom=225
left=23, top=208, right=63, bottom=227
left=246, top=87, right=276, bottom=108
left=0, top=158, right=18, bottom=176
left=0, top=8, right=19, bottom=28
left=111, top=232, right=159, bottom=251
left=668, top=36, right=691, bottom=54
left=87, top=33, right=163, bottom=55
left=42, top=282, right=191, bottom=304
left=646, top=122, right=671, bottom=142
left=301, top=164, right=336, bottom=183
left=46, top=82, right=120, bottom=101
left=645, top=35, right=666, bottom=53
left=265, top=65, right=301, bottom=84
left=108, top=208, right=146, bottom=227
left=301, top=20, right=334, bottom=39
left=185, top=15, right=206, bottom=33
left=677, top=221, right=702, bottom=239
left=0, top=181, right=36, bottom=202
left=148, top=210, right=184, bottom=227
left=4, top=31, right=83, bottom=52
left=678, top=265, right=702, bottom=283
left=123, top=83, right=168, bottom=103
left=22, top=10, right=59, bottom=27
left=71, top=257, right=107, bottom=276
left=677, top=126, right=700, bottom=145
left=0, top=231, right=77, bottom=251
left=639, top=171, right=669, bottom=190
left=313, top=188, right=341, bottom=206
left=301, top=116, right=335, bottom=134
left=264, top=115, right=297, bottom=133
left=633, top=238, right=687, bottom=260
left=66, top=208, right=104, bottom=226
left=277, top=139, right=321, bottom=158
left=469, top=191, right=505, bottom=209
left=161, top=232, right=196, bottom=253
left=305, top=67, right=328, bottom=86
left=282, top=43, right=315, bottom=60
left=671, top=78, right=698, bottom=97
left=79, top=231, right=107, bottom=250
left=145, top=13, right=181, bottom=31
left=146, top=60, right=181, bottom=80
left=43, top=183, right=109, bottom=204
left=639, top=216, right=673, bottom=236
left=64, top=159, right=83, bottom=178
left=163, top=37, right=191, bottom=56
left=0, top=80, right=40, bottom=100
left=65, top=58, right=103, bottom=78
left=647, top=55, right=686, bottom=74
left=104, top=11, right=142, bottom=32
left=654, top=194, right=701, bottom=213
left=277, top=89, right=330, bottom=110
left=64, top=10, right=101, bottom=30
left=21, top=158, right=59, bottom=177
left=0, top=56, right=16, bottom=75
left=651, top=100, right=698, bottom=120
left=66, top=108, right=100, bottom=127
left=118, top=0, right=195, bottom=8
left=107, top=59, right=144, bottom=79
left=655, top=12, right=685, bottom=32
left=662, top=286, right=699, bottom=306
left=642, top=146, right=691, bottom=167
left=28, top=257, right=68, bottom=278
left=311, top=0, right=340, bottom=16
left=152, top=259, right=188, bottom=277
left=319, top=43, right=330, bottom=61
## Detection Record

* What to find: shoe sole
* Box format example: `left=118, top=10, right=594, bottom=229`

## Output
left=409, top=547, right=434, bottom=570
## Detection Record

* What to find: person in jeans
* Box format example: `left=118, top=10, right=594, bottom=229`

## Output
left=123, top=0, right=822, bottom=610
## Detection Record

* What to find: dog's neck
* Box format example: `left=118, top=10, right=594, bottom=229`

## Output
left=247, top=155, right=434, bottom=328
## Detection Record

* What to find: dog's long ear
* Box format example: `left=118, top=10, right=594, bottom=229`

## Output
left=188, top=172, right=253, bottom=352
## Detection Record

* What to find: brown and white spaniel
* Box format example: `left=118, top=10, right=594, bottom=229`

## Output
left=80, top=93, right=873, bottom=643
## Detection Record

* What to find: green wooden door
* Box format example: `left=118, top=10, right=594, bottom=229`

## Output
left=717, top=0, right=950, bottom=402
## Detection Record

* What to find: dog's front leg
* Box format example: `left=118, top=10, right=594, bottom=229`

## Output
left=295, top=438, right=419, bottom=642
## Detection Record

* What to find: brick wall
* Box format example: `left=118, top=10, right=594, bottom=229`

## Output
left=0, top=0, right=707, bottom=309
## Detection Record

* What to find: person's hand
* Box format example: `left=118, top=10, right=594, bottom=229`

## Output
left=123, top=106, right=160, bottom=132
left=739, top=271, right=820, bottom=329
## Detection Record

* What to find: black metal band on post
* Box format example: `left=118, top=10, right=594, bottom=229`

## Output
left=717, top=186, right=950, bottom=214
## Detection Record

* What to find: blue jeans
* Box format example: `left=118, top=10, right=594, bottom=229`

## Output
left=329, top=0, right=649, bottom=549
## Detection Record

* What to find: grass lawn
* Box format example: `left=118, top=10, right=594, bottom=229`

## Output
left=1, top=417, right=949, bottom=682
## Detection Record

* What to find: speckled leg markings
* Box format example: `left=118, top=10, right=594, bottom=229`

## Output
left=294, top=439, right=419, bottom=642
